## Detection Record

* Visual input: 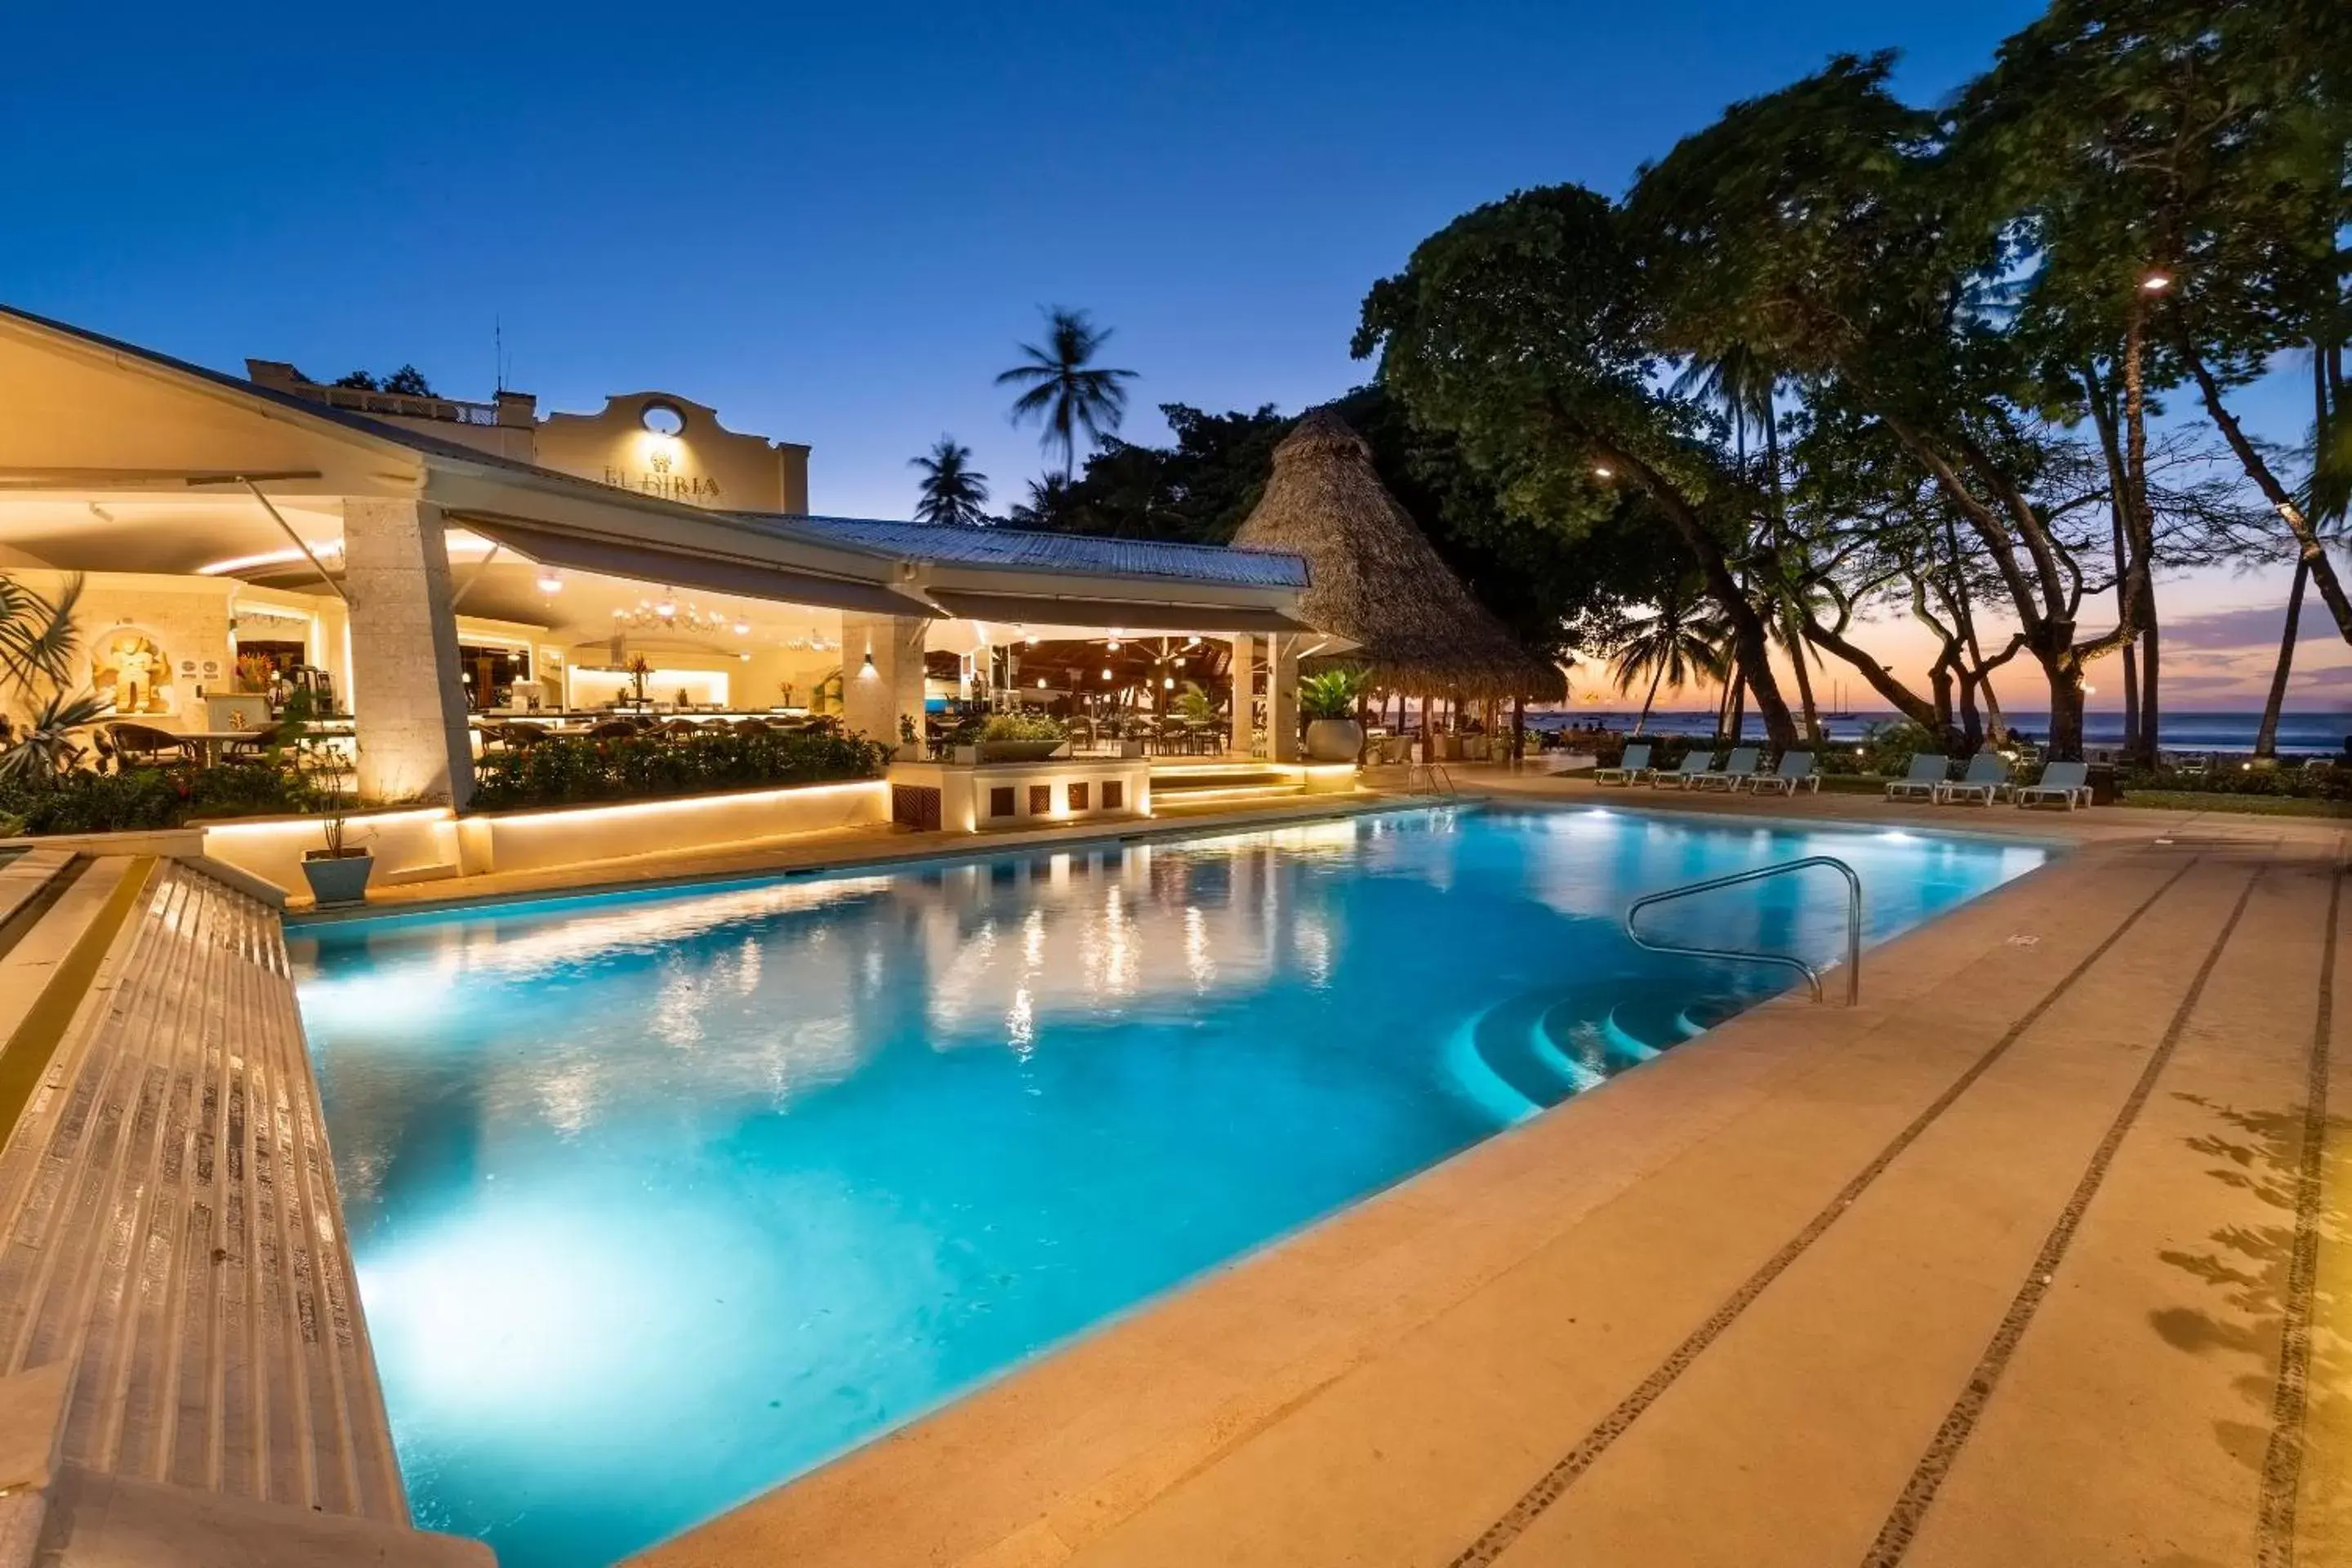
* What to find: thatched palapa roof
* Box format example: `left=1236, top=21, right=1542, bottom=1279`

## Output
left=1229, top=408, right=1566, bottom=701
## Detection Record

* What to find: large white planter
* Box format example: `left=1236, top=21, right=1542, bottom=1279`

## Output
left=1305, top=719, right=1365, bottom=763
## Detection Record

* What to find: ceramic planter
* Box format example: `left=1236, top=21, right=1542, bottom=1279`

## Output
left=1304, top=719, right=1365, bottom=763
left=301, top=849, right=374, bottom=909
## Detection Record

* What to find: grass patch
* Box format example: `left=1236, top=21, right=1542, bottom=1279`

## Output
left=2113, top=791, right=2352, bottom=818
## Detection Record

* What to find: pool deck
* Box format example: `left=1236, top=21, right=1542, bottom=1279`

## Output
left=630, top=775, right=2352, bottom=1568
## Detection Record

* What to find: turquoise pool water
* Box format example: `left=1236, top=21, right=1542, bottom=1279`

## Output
left=290, top=805, right=2045, bottom=1566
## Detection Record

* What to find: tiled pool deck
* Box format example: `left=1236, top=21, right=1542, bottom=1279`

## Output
left=2, top=777, right=2345, bottom=1566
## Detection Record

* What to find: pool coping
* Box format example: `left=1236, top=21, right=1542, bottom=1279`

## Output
left=282, top=792, right=1420, bottom=928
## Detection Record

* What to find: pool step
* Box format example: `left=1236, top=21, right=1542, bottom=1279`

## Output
left=1454, top=978, right=1751, bottom=1124
left=1147, top=765, right=1311, bottom=814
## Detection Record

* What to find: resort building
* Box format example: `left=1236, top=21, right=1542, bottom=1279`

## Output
left=0, top=308, right=1340, bottom=864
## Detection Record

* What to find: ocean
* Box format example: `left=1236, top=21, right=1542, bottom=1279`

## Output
left=1522, top=708, right=2350, bottom=756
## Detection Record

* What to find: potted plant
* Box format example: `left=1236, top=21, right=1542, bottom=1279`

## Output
left=290, top=715, right=372, bottom=907
left=961, top=712, right=1069, bottom=764
left=1299, top=668, right=1368, bottom=763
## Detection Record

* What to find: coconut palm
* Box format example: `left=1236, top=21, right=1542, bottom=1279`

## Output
left=909, top=438, right=991, bottom=527
left=1671, top=341, right=1780, bottom=474
left=1609, top=585, right=1730, bottom=736
left=995, top=307, right=1138, bottom=481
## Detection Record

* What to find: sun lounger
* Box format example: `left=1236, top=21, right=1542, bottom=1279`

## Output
left=2016, top=760, right=2091, bottom=809
left=1885, top=753, right=1948, bottom=801
left=1690, top=746, right=1760, bottom=792
left=1936, top=752, right=2014, bottom=806
left=1650, top=751, right=1714, bottom=789
left=1747, top=751, right=1820, bottom=795
left=1593, top=742, right=1653, bottom=786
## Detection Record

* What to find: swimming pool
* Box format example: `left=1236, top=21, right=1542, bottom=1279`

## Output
left=290, top=804, right=2046, bottom=1566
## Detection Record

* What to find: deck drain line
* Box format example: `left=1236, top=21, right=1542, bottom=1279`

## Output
left=1447, top=855, right=2201, bottom=1568
left=1860, top=865, right=2263, bottom=1567
left=2252, top=840, right=2343, bottom=1568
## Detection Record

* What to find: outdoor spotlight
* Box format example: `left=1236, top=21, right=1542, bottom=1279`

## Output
left=859, top=651, right=878, bottom=681
left=2140, top=271, right=2172, bottom=292
left=537, top=569, right=564, bottom=595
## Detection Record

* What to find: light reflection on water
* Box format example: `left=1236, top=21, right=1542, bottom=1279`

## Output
left=291, top=806, right=2043, bottom=1568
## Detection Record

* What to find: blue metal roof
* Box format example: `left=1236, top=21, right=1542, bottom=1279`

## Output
left=746, top=514, right=1309, bottom=590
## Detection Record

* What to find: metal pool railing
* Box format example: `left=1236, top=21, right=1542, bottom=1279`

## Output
left=1623, top=854, right=1862, bottom=1005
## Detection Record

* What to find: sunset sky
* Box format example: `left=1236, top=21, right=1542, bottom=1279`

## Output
left=6, top=0, right=2341, bottom=713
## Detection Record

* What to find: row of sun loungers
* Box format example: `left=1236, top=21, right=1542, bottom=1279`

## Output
left=1885, top=753, right=2091, bottom=809
left=1594, top=744, right=1820, bottom=795
left=1593, top=744, right=2096, bottom=810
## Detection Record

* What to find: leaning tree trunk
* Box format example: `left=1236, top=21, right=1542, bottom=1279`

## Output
left=2185, top=345, right=2352, bottom=645
left=1633, top=663, right=1664, bottom=737
left=1784, top=612, right=1822, bottom=742
left=2138, top=617, right=2161, bottom=765
left=2256, top=558, right=2310, bottom=760
left=1591, top=436, right=1799, bottom=746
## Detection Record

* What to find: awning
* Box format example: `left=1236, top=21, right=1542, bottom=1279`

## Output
left=921, top=588, right=1311, bottom=634
left=456, top=514, right=938, bottom=617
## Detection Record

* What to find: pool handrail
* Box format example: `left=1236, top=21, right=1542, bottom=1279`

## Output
left=1623, top=854, right=1862, bottom=1005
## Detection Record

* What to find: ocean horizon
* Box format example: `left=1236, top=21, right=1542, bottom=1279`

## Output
left=1522, top=707, right=2350, bottom=755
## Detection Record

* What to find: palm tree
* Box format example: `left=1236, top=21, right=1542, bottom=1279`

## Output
left=0, top=572, right=94, bottom=782
left=909, top=438, right=991, bottom=527
left=0, top=572, right=81, bottom=694
left=1609, top=586, right=1730, bottom=736
left=995, top=307, right=1138, bottom=481
left=1672, top=342, right=1778, bottom=474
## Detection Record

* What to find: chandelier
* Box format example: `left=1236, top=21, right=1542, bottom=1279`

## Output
left=609, top=591, right=745, bottom=635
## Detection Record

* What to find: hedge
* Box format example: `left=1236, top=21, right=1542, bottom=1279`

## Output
left=0, top=764, right=309, bottom=836
left=470, top=728, right=892, bottom=810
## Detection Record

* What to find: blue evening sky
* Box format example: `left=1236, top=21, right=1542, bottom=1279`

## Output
left=5, top=1, right=2338, bottom=706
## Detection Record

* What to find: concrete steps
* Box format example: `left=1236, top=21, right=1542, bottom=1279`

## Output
left=0, top=862, right=412, bottom=1535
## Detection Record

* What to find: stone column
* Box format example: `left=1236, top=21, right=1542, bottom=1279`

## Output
left=1268, top=634, right=1301, bottom=763
left=1229, top=634, right=1254, bottom=757
left=341, top=497, right=474, bottom=806
left=841, top=612, right=929, bottom=757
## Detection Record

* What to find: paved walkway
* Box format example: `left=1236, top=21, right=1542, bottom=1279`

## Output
left=637, top=789, right=2350, bottom=1568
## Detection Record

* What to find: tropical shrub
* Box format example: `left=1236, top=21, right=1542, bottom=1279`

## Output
left=0, top=764, right=310, bottom=836
left=978, top=712, right=1066, bottom=744
left=1298, top=667, right=1369, bottom=721
left=2117, top=762, right=2352, bottom=803
left=470, top=728, right=890, bottom=811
